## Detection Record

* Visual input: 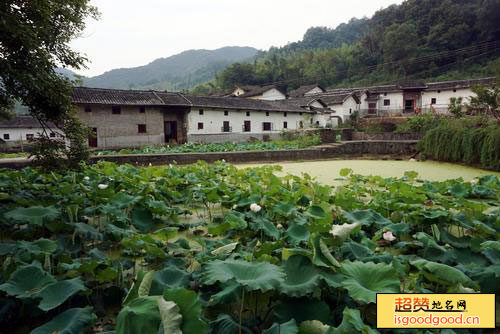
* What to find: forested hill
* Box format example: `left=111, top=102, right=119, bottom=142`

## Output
left=82, top=46, right=258, bottom=91
left=197, top=0, right=500, bottom=94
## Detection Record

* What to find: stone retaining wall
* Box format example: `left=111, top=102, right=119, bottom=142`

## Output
left=352, top=132, right=422, bottom=141
left=0, top=140, right=418, bottom=169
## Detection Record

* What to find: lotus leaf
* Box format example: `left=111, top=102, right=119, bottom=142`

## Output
left=0, top=264, right=56, bottom=298
left=211, top=314, right=253, bottom=334
left=340, top=261, right=400, bottom=303
left=116, top=296, right=161, bottom=334
left=31, top=307, right=96, bottom=334
left=263, top=319, right=298, bottom=334
left=163, top=288, right=209, bottom=334
left=5, top=206, right=60, bottom=226
left=36, top=278, right=86, bottom=311
left=157, top=297, right=182, bottom=334
left=201, top=259, right=285, bottom=291
left=326, top=307, right=378, bottom=334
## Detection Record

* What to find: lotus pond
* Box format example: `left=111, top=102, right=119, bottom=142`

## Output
left=0, top=161, right=498, bottom=334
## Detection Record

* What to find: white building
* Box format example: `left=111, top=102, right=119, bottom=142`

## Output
left=230, top=85, right=287, bottom=100
left=0, top=116, right=61, bottom=145
left=71, top=87, right=313, bottom=148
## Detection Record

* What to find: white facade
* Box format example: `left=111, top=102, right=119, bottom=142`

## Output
left=247, top=88, right=287, bottom=101
left=421, top=87, right=473, bottom=112
left=0, top=128, right=62, bottom=142
left=328, top=95, right=360, bottom=122
left=187, top=108, right=306, bottom=142
left=304, top=87, right=325, bottom=96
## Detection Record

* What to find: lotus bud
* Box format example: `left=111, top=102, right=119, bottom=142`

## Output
left=232, top=204, right=238, bottom=209
left=470, top=179, right=478, bottom=185
left=383, top=231, right=396, bottom=242
left=250, top=203, right=262, bottom=212
left=148, top=163, right=152, bottom=167
left=409, top=158, right=416, bottom=162
left=98, top=184, right=108, bottom=190
left=83, top=176, right=90, bottom=181
left=277, top=223, right=283, bottom=229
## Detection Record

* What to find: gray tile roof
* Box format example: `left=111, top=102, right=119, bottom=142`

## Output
left=425, top=77, right=495, bottom=91
left=237, top=85, right=286, bottom=98
left=0, top=116, right=46, bottom=128
left=72, top=87, right=309, bottom=113
left=288, top=84, right=325, bottom=98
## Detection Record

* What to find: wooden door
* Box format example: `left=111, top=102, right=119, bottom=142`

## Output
left=243, top=120, right=251, bottom=132
left=164, top=121, right=177, bottom=142
left=88, top=128, right=97, bottom=148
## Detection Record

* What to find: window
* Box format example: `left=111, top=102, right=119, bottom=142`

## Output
left=437, top=90, right=441, bottom=93
left=199, top=109, right=204, bottom=115
left=198, top=122, right=204, bottom=130
left=84, top=105, right=92, bottom=113
left=3, top=134, right=9, bottom=140
left=284, top=112, right=287, bottom=117
left=26, top=134, right=34, bottom=140
left=224, top=110, right=229, bottom=116
left=349, top=108, right=352, bottom=114
left=431, top=98, right=437, bottom=105
left=453, top=89, right=457, bottom=92
left=243, top=120, right=251, bottom=132
left=283, top=121, right=288, bottom=129
left=246, top=111, right=250, bottom=117
left=266, top=112, right=270, bottom=117
left=112, top=106, right=121, bottom=114
left=384, top=99, right=390, bottom=106
left=139, top=106, right=145, bottom=113
left=384, top=93, right=387, bottom=96
left=263, top=122, right=272, bottom=131
left=299, top=112, right=303, bottom=116
left=138, top=124, right=147, bottom=133
left=50, top=132, right=56, bottom=138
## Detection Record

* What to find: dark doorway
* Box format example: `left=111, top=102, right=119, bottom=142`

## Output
left=222, top=121, right=231, bottom=132
left=164, top=121, right=177, bottom=142
left=243, top=120, right=251, bottom=132
left=368, top=103, right=377, bottom=114
left=404, top=99, right=414, bottom=112
left=88, top=128, right=97, bottom=148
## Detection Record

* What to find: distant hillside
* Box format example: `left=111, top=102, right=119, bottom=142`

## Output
left=208, top=0, right=500, bottom=92
left=82, top=46, right=258, bottom=90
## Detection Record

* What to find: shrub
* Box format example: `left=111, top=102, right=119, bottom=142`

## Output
left=419, top=122, right=500, bottom=170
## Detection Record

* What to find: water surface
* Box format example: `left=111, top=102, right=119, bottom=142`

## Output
left=238, top=160, right=499, bottom=185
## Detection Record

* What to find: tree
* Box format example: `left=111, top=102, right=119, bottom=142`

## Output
left=0, top=1, right=99, bottom=168
left=467, top=82, right=500, bottom=121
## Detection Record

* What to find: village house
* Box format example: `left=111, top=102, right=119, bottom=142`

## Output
left=288, top=84, right=326, bottom=98
left=0, top=116, right=62, bottom=150
left=72, top=87, right=311, bottom=148
left=1, top=77, right=495, bottom=150
left=229, top=85, right=287, bottom=100
left=289, top=77, right=495, bottom=118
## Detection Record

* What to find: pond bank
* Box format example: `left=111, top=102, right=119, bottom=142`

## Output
left=0, top=140, right=418, bottom=169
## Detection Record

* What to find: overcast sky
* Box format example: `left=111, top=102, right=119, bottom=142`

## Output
left=70, top=0, right=404, bottom=77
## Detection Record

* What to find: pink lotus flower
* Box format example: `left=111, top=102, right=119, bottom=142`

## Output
left=383, top=231, right=396, bottom=242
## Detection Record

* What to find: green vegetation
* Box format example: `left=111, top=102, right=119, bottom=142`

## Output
left=1, top=1, right=99, bottom=168
left=0, top=161, right=498, bottom=333
left=419, top=121, right=500, bottom=170
left=95, top=135, right=322, bottom=156
left=0, top=152, right=29, bottom=159
left=202, top=0, right=500, bottom=93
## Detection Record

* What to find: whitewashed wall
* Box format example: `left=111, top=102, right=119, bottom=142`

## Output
left=421, top=87, right=474, bottom=112
left=304, top=87, right=324, bottom=96
left=248, top=88, right=287, bottom=100
left=377, top=92, right=404, bottom=111
left=0, top=128, right=62, bottom=142
left=328, top=96, right=360, bottom=122
left=187, top=108, right=307, bottom=142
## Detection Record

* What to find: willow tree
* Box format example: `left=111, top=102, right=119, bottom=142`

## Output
left=0, top=0, right=99, bottom=168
